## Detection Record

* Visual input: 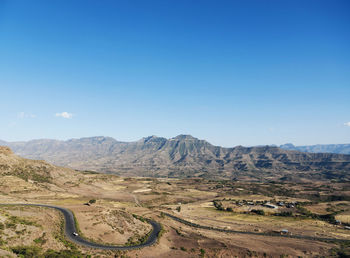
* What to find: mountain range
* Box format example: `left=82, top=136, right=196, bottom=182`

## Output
left=1, top=135, right=350, bottom=181
left=280, top=143, right=350, bottom=155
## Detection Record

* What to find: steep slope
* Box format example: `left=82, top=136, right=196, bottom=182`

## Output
left=280, top=143, right=350, bottom=155
left=2, top=135, right=350, bottom=181
left=0, top=146, right=79, bottom=188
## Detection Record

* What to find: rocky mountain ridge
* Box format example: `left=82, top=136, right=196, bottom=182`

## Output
left=1, top=135, right=350, bottom=181
left=280, top=143, right=350, bottom=155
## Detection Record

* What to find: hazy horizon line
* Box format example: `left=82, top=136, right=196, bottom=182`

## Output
left=1, top=135, right=350, bottom=149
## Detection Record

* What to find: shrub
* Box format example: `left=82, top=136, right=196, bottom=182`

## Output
left=88, top=199, right=96, bottom=204
left=213, top=200, right=224, bottom=211
left=33, top=233, right=46, bottom=245
left=11, top=246, right=41, bottom=257
left=276, top=211, right=293, bottom=217
left=132, top=214, right=145, bottom=222
left=44, top=249, right=86, bottom=258
left=5, top=221, right=16, bottom=229
left=251, top=209, right=265, bottom=215
left=319, top=214, right=336, bottom=224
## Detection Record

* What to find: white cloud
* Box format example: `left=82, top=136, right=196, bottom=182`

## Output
left=18, top=112, right=25, bottom=119
left=8, top=122, right=17, bottom=128
left=17, top=112, right=36, bottom=119
left=344, top=122, right=350, bottom=127
left=55, top=112, right=73, bottom=119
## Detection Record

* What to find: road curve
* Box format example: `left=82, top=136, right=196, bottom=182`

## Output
left=0, top=203, right=161, bottom=250
left=163, top=212, right=350, bottom=243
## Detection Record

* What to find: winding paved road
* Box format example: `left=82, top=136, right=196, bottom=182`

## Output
left=2, top=203, right=348, bottom=251
left=0, top=204, right=161, bottom=250
left=163, top=212, right=350, bottom=243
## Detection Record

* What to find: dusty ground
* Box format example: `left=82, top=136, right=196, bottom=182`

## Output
left=0, top=167, right=349, bottom=257
left=62, top=202, right=152, bottom=245
left=0, top=205, right=65, bottom=254
left=127, top=216, right=336, bottom=258
left=305, top=201, right=350, bottom=215
left=166, top=200, right=350, bottom=240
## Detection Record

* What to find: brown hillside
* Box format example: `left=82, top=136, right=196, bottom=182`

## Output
left=0, top=145, right=78, bottom=185
left=2, top=135, right=350, bottom=181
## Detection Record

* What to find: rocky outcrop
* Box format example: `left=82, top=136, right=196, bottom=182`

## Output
left=2, top=135, right=350, bottom=181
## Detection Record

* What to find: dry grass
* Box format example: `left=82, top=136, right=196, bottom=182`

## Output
left=0, top=148, right=350, bottom=257
left=0, top=206, right=65, bottom=252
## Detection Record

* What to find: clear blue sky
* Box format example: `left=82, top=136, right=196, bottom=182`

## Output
left=0, top=0, right=349, bottom=147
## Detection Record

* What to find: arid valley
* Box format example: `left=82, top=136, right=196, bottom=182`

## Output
left=1, top=1, right=350, bottom=257
left=0, top=143, right=349, bottom=257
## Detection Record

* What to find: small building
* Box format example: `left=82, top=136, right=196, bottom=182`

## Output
left=281, top=229, right=289, bottom=234
left=264, top=202, right=277, bottom=209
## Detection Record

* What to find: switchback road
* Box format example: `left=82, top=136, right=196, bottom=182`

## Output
left=0, top=204, right=161, bottom=250
left=2, top=203, right=347, bottom=251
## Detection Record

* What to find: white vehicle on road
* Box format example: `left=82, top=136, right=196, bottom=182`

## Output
left=72, top=232, right=79, bottom=236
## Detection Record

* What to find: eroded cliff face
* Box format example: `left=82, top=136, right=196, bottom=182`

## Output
left=2, top=135, right=350, bottom=181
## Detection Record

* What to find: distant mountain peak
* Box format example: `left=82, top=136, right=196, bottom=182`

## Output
left=79, top=136, right=115, bottom=141
left=3, top=136, right=350, bottom=182
left=172, top=134, right=198, bottom=140
left=142, top=135, right=166, bottom=143
left=280, top=143, right=350, bottom=154
left=144, top=135, right=159, bottom=140
left=280, top=143, right=295, bottom=148
left=67, top=136, right=119, bottom=144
